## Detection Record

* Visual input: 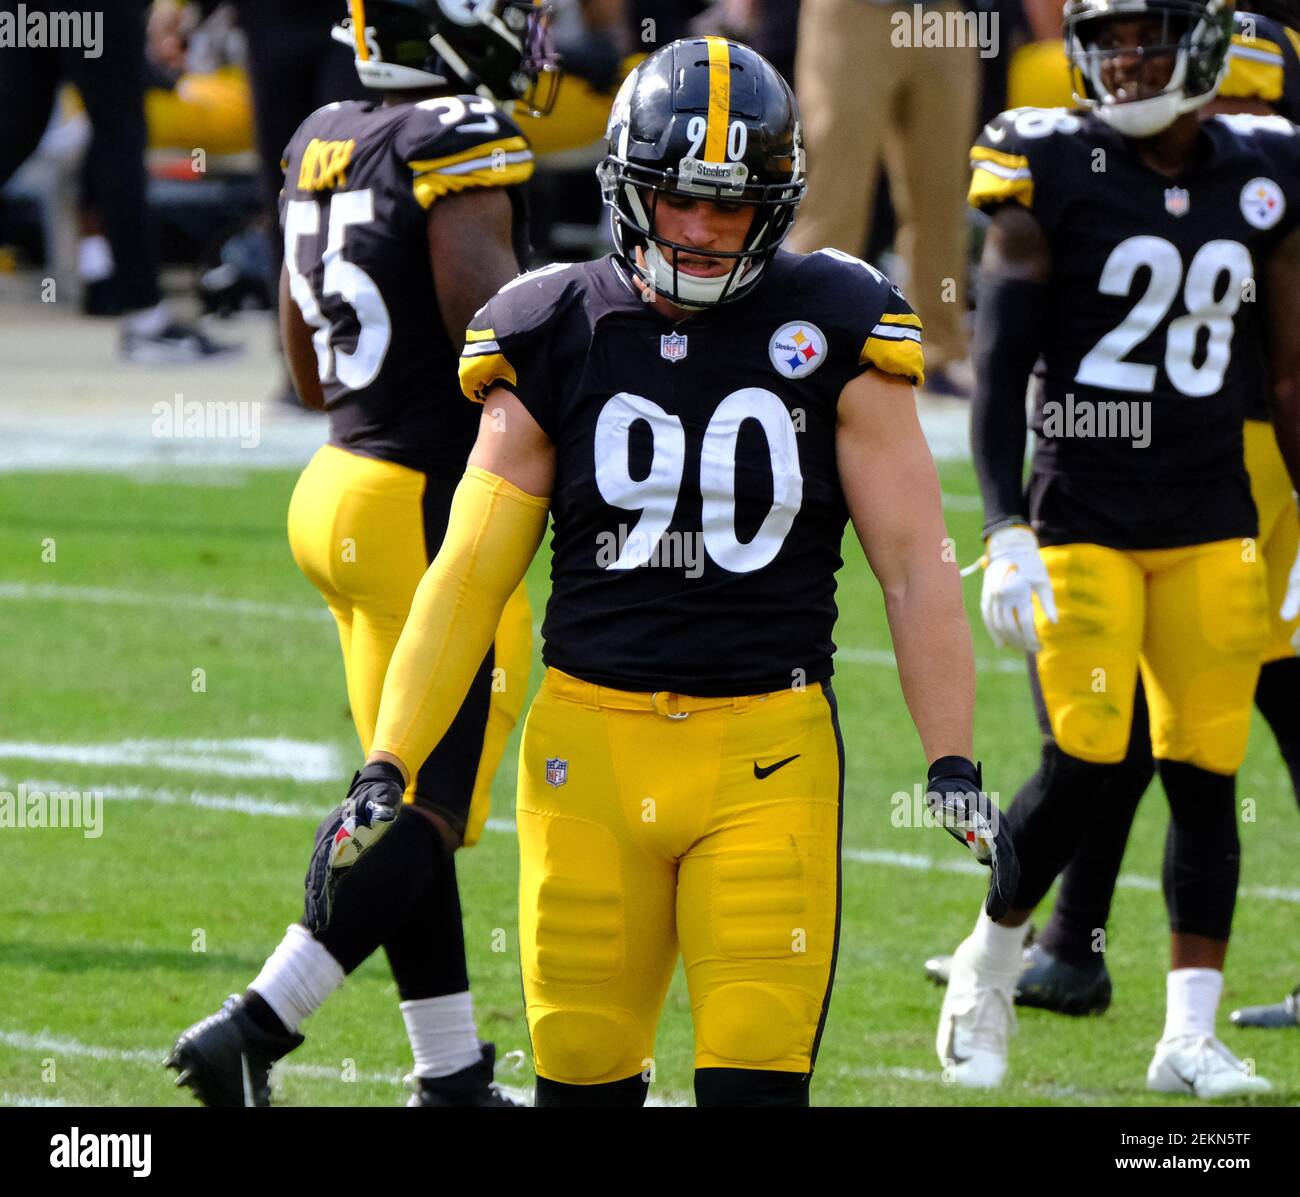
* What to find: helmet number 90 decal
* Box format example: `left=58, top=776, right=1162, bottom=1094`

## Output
left=594, top=388, right=803, bottom=574
left=684, top=115, right=749, bottom=163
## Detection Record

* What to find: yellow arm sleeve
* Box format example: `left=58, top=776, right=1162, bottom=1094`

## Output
left=370, top=465, right=549, bottom=776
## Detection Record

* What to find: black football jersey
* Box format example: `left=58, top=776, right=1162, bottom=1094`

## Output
left=280, top=96, right=533, bottom=479
left=459, top=250, right=925, bottom=696
left=970, top=107, right=1300, bottom=549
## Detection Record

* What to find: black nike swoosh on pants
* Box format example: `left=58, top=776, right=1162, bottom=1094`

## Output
left=753, top=754, right=801, bottom=780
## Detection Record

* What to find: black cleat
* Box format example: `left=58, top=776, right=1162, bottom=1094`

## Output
left=1015, top=942, right=1112, bottom=1016
left=165, top=995, right=304, bottom=1107
left=1229, top=984, right=1299, bottom=1029
left=405, top=1042, right=525, bottom=1107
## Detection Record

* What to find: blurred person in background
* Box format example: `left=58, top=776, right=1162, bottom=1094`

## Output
left=789, top=0, right=981, bottom=397
left=0, top=0, right=237, bottom=361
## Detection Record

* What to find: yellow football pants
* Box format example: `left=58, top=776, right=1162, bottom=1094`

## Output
left=1244, top=419, right=1300, bottom=664
left=517, top=669, right=843, bottom=1085
left=1034, top=538, right=1270, bottom=774
left=287, top=444, right=531, bottom=845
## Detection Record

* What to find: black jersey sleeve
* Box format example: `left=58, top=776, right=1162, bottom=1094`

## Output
left=392, top=95, right=534, bottom=210
left=968, top=107, right=1077, bottom=236
left=458, top=263, right=583, bottom=438
left=789, top=248, right=926, bottom=387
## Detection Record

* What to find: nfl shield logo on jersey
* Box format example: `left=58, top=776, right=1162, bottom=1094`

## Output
left=545, top=757, right=568, bottom=788
left=660, top=332, right=688, bottom=362
left=1164, top=186, right=1190, bottom=217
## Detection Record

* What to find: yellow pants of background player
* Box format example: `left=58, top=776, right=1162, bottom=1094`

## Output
left=287, top=444, right=531, bottom=845
left=517, top=669, right=843, bottom=1085
left=1245, top=419, right=1300, bottom=664
left=1034, top=538, right=1270, bottom=775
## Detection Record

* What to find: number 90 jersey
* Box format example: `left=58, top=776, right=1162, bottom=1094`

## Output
left=280, top=97, right=532, bottom=478
left=969, top=107, right=1300, bottom=549
left=460, top=250, right=924, bottom=696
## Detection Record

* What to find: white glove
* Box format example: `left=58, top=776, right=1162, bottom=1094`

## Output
left=1281, top=541, right=1300, bottom=652
left=980, top=525, right=1058, bottom=653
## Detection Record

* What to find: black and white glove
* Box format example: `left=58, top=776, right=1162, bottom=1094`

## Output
left=305, top=760, right=405, bottom=933
left=924, top=755, right=1019, bottom=921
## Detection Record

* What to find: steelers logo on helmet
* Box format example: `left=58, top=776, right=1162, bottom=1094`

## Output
left=597, top=36, right=806, bottom=311
left=769, top=321, right=827, bottom=379
left=1240, top=177, right=1285, bottom=230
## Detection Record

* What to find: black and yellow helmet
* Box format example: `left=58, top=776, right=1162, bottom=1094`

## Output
left=1065, top=0, right=1235, bottom=135
left=597, top=37, right=805, bottom=310
left=333, top=0, right=559, bottom=112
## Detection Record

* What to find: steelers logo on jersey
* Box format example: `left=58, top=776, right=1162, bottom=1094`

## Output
left=1240, top=177, right=1286, bottom=229
left=769, top=321, right=827, bottom=379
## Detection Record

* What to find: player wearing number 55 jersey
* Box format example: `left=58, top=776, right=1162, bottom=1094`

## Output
left=325, top=37, right=1018, bottom=1107
left=941, top=0, right=1300, bottom=1098
left=167, top=0, right=557, bottom=1108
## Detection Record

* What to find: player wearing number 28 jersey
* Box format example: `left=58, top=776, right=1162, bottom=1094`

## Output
left=943, top=0, right=1300, bottom=1098
left=331, top=37, right=1019, bottom=1107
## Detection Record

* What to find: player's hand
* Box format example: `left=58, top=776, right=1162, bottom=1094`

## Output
left=1281, top=541, right=1300, bottom=651
left=924, top=755, right=1020, bottom=921
left=980, top=524, right=1057, bottom=653
left=304, top=760, right=406, bottom=933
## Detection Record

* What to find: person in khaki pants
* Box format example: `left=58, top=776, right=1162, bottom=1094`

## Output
left=790, top=0, right=979, bottom=393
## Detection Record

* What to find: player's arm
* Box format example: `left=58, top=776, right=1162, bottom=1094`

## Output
left=367, top=388, right=554, bottom=784
left=1266, top=224, right=1300, bottom=490
left=278, top=265, right=326, bottom=410
left=427, top=188, right=521, bottom=345
left=838, top=369, right=1019, bottom=915
left=837, top=369, right=974, bottom=764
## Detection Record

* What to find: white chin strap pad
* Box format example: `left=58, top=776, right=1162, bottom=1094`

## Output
left=643, top=243, right=742, bottom=308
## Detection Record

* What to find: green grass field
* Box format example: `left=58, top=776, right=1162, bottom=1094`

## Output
left=1, top=463, right=1297, bottom=1107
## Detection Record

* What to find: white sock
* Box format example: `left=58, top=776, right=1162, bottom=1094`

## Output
left=249, top=924, right=345, bottom=1033
left=401, top=991, right=481, bottom=1078
left=77, top=234, right=113, bottom=282
left=967, top=909, right=1030, bottom=979
left=1162, top=967, right=1222, bottom=1041
left=122, top=300, right=171, bottom=336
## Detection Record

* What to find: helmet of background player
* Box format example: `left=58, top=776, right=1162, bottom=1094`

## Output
left=332, top=0, right=559, bottom=113
left=597, top=37, right=806, bottom=311
left=1065, top=0, right=1234, bottom=137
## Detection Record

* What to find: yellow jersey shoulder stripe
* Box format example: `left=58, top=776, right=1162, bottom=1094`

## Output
left=969, top=153, right=1033, bottom=210
left=876, top=311, right=922, bottom=329
left=413, top=159, right=534, bottom=207
left=1221, top=33, right=1285, bottom=102
left=459, top=349, right=518, bottom=403
left=408, top=135, right=531, bottom=175
left=860, top=332, right=925, bottom=386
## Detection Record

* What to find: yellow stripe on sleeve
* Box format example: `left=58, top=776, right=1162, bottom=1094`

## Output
left=459, top=351, right=518, bottom=403
left=704, top=37, right=731, bottom=163
left=412, top=159, right=535, bottom=207
left=1220, top=37, right=1285, bottom=103
left=408, top=135, right=530, bottom=175
left=968, top=146, right=1034, bottom=210
left=860, top=335, right=925, bottom=387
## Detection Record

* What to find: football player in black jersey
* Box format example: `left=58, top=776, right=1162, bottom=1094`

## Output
left=165, top=0, right=557, bottom=1108
left=924, top=0, right=1300, bottom=1025
left=939, top=0, right=1300, bottom=1097
left=311, top=37, right=1017, bottom=1107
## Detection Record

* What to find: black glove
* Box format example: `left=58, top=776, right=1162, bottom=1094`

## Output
left=924, top=755, right=1020, bottom=921
left=304, top=760, right=405, bottom=934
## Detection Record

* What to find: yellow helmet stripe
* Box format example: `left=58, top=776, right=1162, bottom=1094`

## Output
left=704, top=37, right=731, bottom=163
left=349, top=0, right=370, bottom=61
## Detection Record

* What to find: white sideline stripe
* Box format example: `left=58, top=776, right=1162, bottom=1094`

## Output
left=0, top=1029, right=693, bottom=1106
left=1, top=1091, right=68, bottom=1107
left=4, top=773, right=1297, bottom=905
left=0, top=738, right=343, bottom=782
left=0, top=581, right=332, bottom=623
left=838, top=645, right=1025, bottom=676
left=853, top=1065, right=1095, bottom=1102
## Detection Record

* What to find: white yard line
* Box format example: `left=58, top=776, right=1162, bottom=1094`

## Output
left=0, top=738, right=342, bottom=781
left=0, top=581, right=331, bottom=623
left=4, top=768, right=1297, bottom=905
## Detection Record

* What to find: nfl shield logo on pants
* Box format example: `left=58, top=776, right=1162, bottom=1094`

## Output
left=545, top=757, right=568, bottom=788
left=660, top=332, right=688, bottom=362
